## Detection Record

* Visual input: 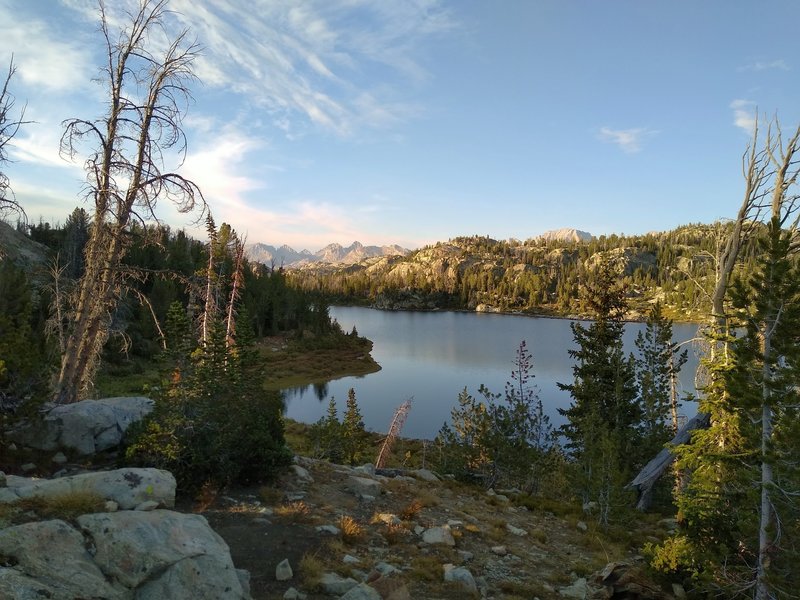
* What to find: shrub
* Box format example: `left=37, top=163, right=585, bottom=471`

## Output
left=125, top=310, right=291, bottom=492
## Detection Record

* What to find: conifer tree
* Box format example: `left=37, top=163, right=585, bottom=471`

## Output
left=634, top=302, right=688, bottom=456
left=342, top=388, right=369, bottom=465
left=652, top=119, right=800, bottom=600
left=558, top=256, right=640, bottom=519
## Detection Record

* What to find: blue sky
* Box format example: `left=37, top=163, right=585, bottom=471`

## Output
left=2, top=0, right=799, bottom=250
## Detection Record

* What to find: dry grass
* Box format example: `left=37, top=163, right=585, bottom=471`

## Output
left=258, top=485, right=283, bottom=506
left=487, top=517, right=508, bottom=541
left=498, top=579, right=551, bottom=599
left=192, top=482, right=219, bottom=512
left=323, top=538, right=348, bottom=556
left=339, top=515, right=366, bottom=544
left=530, top=528, right=548, bottom=544
left=16, top=491, right=106, bottom=521
left=399, top=498, right=424, bottom=521
left=382, top=522, right=410, bottom=545
left=416, top=489, right=440, bottom=507
left=464, top=523, right=481, bottom=534
left=298, top=552, right=325, bottom=590
left=382, top=478, right=411, bottom=494
left=275, top=501, right=312, bottom=523
left=410, top=555, right=442, bottom=582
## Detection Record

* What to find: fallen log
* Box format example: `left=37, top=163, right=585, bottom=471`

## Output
left=626, top=411, right=710, bottom=510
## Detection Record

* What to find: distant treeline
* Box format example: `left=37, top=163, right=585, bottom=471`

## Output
left=288, top=223, right=770, bottom=320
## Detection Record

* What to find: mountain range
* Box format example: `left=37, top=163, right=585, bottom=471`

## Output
left=245, top=241, right=409, bottom=267
left=245, top=230, right=594, bottom=268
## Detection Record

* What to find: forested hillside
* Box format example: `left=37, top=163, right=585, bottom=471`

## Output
left=288, top=224, right=767, bottom=321
left=0, top=209, right=340, bottom=404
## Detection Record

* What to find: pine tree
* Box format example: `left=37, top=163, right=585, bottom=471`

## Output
left=652, top=119, right=800, bottom=599
left=558, top=256, right=640, bottom=518
left=342, top=388, right=369, bottom=465
left=634, top=302, right=688, bottom=457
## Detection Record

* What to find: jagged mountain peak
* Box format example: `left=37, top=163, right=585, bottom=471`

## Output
left=245, top=240, right=410, bottom=268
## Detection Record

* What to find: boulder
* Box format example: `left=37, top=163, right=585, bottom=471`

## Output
left=505, top=523, right=528, bottom=536
left=0, top=520, right=127, bottom=599
left=319, top=572, right=359, bottom=595
left=0, top=467, right=175, bottom=509
left=347, top=476, right=381, bottom=497
left=559, top=577, right=590, bottom=599
left=443, top=564, right=478, bottom=596
left=7, top=396, right=154, bottom=455
left=276, top=558, right=293, bottom=581
left=0, top=566, right=60, bottom=600
left=291, top=464, right=314, bottom=483
left=411, top=468, right=440, bottom=482
left=77, top=510, right=243, bottom=596
left=136, top=553, right=247, bottom=600
left=422, top=525, right=455, bottom=546
left=340, top=582, right=382, bottom=600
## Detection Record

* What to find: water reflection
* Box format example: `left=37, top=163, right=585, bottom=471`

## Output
left=282, top=307, right=702, bottom=441
left=283, top=381, right=330, bottom=402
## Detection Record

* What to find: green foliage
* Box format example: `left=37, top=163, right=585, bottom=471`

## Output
left=310, top=388, right=370, bottom=465
left=125, top=306, right=291, bottom=491
left=634, top=302, right=688, bottom=457
left=654, top=219, right=800, bottom=597
left=288, top=223, right=756, bottom=319
left=558, top=257, right=640, bottom=521
left=0, top=261, right=50, bottom=415
left=342, top=388, right=370, bottom=464
left=436, top=341, right=559, bottom=492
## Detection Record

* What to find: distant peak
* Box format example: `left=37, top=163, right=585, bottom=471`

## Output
left=537, top=228, right=593, bottom=243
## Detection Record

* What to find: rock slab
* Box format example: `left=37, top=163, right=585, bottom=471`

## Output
left=8, top=396, right=154, bottom=455
left=0, top=467, right=176, bottom=509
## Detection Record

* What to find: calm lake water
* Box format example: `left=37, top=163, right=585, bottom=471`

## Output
left=283, top=307, right=702, bottom=440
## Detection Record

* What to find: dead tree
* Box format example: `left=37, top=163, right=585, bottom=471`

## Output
left=0, top=57, right=28, bottom=220
left=375, top=399, right=412, bottom=469
left=627, top=116, right=773, bottom=508
left=54, top=0, right=203, bottom=404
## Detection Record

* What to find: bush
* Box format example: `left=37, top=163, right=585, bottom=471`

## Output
left=125, top=311, right=291, bottom=491
left=435, top=341, right=561, bottom=492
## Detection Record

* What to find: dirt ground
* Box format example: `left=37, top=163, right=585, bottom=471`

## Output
left=184, top=459, right=672, bottom=600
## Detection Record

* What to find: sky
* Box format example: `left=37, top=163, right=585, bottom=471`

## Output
left=1, top=0, right=799, bottom=251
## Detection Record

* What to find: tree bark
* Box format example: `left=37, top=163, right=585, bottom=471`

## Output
left=626, top=411, right=710, bottom=510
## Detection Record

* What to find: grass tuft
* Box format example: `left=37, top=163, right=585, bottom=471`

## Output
left=275, top=500, right=312, bottom=523
left=339, top=515, right=366, bottom=544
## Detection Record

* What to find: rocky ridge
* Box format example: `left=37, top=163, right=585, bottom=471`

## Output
left=246, top=241, right=409, bottom=268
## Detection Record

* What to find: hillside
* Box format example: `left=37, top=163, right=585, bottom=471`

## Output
left=288, top=225, right=744, bottom=321
left=0, top=220, right=49, bottom=272
left=204, top=452, right=677, bottom=599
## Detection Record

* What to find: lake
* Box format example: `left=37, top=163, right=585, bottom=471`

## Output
left=283, top=307, right=703, bottom=440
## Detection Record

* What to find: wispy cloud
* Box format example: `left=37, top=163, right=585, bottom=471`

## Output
left=156, top=0, right=457, bottom=137
left=0, top=3, right=91, bottom=92
left=597, top=127, right=658, bottom=153
left=739, top=59, right=790, bottom=72
left=730, top=99, right=757, bottom=133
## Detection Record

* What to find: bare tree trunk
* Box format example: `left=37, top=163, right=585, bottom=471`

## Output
left=201, top=215, right=217, bottom=346
left=54, top=0, right=201, bottom=403
left=755, top=332, right=773, bottom=600
left=755, top=121, right=800, bottom=600
left=0, top=57, right=29, bottom=219
left=225, top=233, right=245, bottom=349
left=627, top=118, right=771, bottom=508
